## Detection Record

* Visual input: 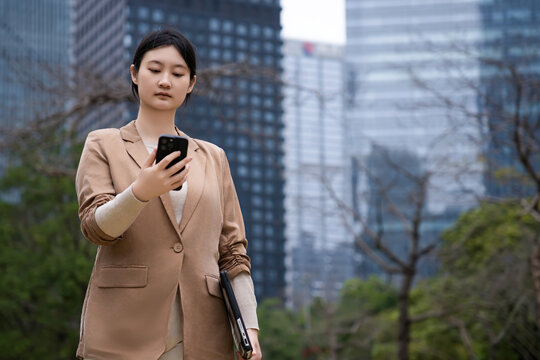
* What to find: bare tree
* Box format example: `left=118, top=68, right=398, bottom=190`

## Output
left=322, top=143, right=444, bottom=360
left=407, top=38, right=540, bottom=326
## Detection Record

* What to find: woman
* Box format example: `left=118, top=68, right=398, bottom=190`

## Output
left=75, top=28, right=262, bottom=360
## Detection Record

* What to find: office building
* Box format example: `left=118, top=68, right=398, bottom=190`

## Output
left=479, top=0, right=540, bottom=199
left=282, top=39, right=353, bottom=308
left=346, top=0, right=484, bottom=277
left=72, top=0, right=127, bottom=133
left=0, top=0, right=71, bottom=131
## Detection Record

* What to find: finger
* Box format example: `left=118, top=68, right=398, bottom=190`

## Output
left=157, top=151, right=182, bottom=169
left=143, top=148, right=157, bottom=168
left=169, top=165, right=190, bottom=187
left=166, top=156, right=192, bottom=176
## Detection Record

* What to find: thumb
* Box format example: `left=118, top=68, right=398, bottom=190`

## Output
left=143, top=148, right=157, bottom=168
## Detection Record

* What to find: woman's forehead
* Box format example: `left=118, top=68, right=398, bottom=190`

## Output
left=142, top=45, right=186, bottom=66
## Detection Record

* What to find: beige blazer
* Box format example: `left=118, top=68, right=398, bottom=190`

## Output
left=75, top=121, right=250, bottom=360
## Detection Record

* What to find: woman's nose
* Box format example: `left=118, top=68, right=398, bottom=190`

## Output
left=158, top=75, right=171, bottom=88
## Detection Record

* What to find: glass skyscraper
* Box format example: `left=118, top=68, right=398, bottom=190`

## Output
left=479, top=0, right=540, bottom=199
left=0, top=0, right=71, bottom=131
left=345, top=0, right=484, bottom=277
left=72, top=0, right=127, bottom=133
left=282, top=39, right=353, bottom=308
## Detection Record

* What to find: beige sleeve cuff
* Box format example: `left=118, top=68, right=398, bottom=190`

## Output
left=94, top=184, right=148, bottom=238
left=231, top=272, right=259, bottom=330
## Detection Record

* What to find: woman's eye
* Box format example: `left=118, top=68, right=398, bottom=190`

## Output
left=149, top=69, right=160, bottom=73
left=173, top=73, right=183, bottom=77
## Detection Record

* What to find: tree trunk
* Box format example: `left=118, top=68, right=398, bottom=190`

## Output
left=397, top=269, right=414, bottom=360
left=531, top=240, right=540, bottom=327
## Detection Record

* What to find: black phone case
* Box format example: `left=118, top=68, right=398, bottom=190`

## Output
left=155, top=135, right=189, bottom=191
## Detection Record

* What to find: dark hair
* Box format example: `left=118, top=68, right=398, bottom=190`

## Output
left=131, top=28, right=197, bottom=104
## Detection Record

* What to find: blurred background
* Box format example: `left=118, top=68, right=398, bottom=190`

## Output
left=1, top=0, right=540, bottom=359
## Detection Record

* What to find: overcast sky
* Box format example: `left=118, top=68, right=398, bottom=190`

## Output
left=280, top=0, right=346, bottom=44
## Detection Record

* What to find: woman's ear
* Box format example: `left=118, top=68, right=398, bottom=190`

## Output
left=187, top=75, right=197, bottom=94
left=130, top=64, right=138, bottom=85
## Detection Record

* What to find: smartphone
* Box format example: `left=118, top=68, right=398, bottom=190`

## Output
left=155, top=135, right=189, bottom=191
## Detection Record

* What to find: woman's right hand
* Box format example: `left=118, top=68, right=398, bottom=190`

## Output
left=132, top=148, right=192, bottom=202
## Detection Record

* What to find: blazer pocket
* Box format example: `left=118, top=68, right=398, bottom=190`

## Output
left=205, top=274, right=223, bottom=299
left=96, top=265, right=148, bottom=288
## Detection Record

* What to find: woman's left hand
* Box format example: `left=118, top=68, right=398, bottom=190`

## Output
left=237, top=328, right=262, bottom=360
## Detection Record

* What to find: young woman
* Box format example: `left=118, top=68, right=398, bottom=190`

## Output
left=75, top=28, right=262, bottom=360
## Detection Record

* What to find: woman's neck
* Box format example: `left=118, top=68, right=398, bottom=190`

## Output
left=134, top=103, right=177, bottom=144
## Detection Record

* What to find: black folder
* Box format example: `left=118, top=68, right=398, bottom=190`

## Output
left=219, top=270, right=253, bottom=359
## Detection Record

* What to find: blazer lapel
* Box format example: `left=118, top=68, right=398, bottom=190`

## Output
left=120, top=121, right=148, bottom=169
left=177, top=133, right=206, bottom=234
left=120, top=121, right=183, bottom=240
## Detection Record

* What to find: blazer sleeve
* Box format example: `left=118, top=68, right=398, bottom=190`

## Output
left=75, top=130, right=122, bottom=246
left=218, top=148, right=251, bottom=278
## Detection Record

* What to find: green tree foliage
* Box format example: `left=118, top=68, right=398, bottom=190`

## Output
left=257, top=298, right=303, bottom=360
left=257, top=277, right=399, bottom=360
left=408, top=202, right=540, bottom=359
left=0, top=134, right=94, bottom=359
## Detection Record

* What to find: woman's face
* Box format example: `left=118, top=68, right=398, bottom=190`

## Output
left=130, top=45, right=196, bottom=111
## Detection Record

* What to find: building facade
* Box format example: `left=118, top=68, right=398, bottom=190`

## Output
left=345, top=0, right=484, bottom=277
left=282, top=39, right=353, bottom=308
left=72, top=0, right=127, bottom=133
left=479, top=0, right=540, bottom=199
left=0, top=0, right=71, bottom=131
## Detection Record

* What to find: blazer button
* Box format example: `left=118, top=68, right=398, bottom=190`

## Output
left=173, top=243, right=183, bottom=253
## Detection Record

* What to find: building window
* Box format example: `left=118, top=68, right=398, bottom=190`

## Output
left=253, top=182, right=263, bottom=193
left=252, top=196, right=263, bottom=207
left=238, top=95, right=248, bottom=106
left=238, top=38, right=247, bottom=49
left=252, top=109, right=262, bottom=120
left=223, top=36, right=233, bottom=47
left=138, top=22, right=150, bottom=34
left=263, top=98, right=273, bottom=108
left=209, top=17, right=220, bottom=30
left=138, top=6, right=149, bottom=19
left=238, top=137, right=249, bottom=148
left=253, top=210, right=263, bottom=220
left=237, top=23, right=248, bottom=35
left=237, top=52, right=247, bottom=61
left=263, top=26, right=273, bottom=39
left=210, top=48, right=220, bottom=60
left=168, top=14, right=178, bottom=24
left=264, top=111, right=275, bottom=122
left=251, top=95, right=261, bottom=106
left=238, top=152, right=248, bottom=163
left=222, top=77, right=232, bottom=89
left=152, top=9, right=164, bottom=22
left=251, top=82, right=261, bottom=93
left=238, top=80, right=248, bottom=90
left=250, top=41, right=260, bottom=52
left=238, top=165, right=248, bottom=176
left=223, top=20, right=234, bottom=33
left=264, top=41, right=273, bottom=52
left=223, top=50, right=233, bottom=61
left=209, top=34, right=220, bottom=45
left=250, top=24, right=260, bottom=37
